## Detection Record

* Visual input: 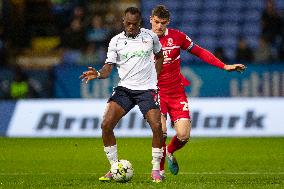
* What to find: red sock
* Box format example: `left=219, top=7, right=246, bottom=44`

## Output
left=167, top=135, right=188, bottom=154
left=160, top=133, right=167, bottom=171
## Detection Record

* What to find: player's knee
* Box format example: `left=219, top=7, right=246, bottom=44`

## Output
left=151, top=122, right=162, bottom=134
left=101, top=120, right=113, bottom=133
left=177, top=133, right=190, bottom=141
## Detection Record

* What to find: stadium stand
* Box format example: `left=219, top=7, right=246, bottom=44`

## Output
left=1, top=0, right=284, bottom=99
left=141, top=0, right=284, bottom=62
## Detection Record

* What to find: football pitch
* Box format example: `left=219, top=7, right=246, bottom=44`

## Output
left=0, top=137, right=283, bottom=188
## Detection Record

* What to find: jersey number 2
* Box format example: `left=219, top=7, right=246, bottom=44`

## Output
left=180, top=102, right=189, bottom=111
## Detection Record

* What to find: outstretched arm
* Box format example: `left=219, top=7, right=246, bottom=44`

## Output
left=190, top=44, right=246, bottom=72
left=223, top=64, right=246, bottom=72
left=80, top=63, right=113, bottom=83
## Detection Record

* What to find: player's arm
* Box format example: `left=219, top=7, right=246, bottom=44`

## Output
left=80, top=36, right=118, bottom=83
left=190, top=44, right=246, bottom=72
left=80, top=63, right=113, bottom=83
left=151, top=30, right=164, bottom=76
left=154, top=49, right=164, bottom=76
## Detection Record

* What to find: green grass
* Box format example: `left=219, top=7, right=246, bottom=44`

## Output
left=0, top=137, right=283, bottom=188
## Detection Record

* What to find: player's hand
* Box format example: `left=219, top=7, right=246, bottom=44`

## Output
left=79, top=67, right=99, bottom=83
left=224, top=64, right=246, bottom=73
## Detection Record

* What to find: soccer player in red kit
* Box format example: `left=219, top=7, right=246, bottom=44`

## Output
left=150, top=5, right=246, bottom=177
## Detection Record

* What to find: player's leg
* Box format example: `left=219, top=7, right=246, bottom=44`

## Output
left=101, top=100, right=126, bottom=156
left=166, top=119, right=190, bottom=175
left=99, top=87, right=134, bottom=181
left=169, top=119, right=191, bottom=154
left=158, top=93, right=168, bottom=177
left=99, top=101, right=126, bottom=181
left=166, top=89, right=191, bottom=175
left=145, top=108, right=164, bottom=182
left=160, top=114, right=167, bottom=177
left=145, top=109, right=163, bottom=149
left=136, top=89, right=163, bottom=182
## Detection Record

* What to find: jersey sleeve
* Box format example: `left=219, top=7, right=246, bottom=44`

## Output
left=105, top=37, right=118, bottom=64
left=180, top=31, right=194, bottom=52
left=152, top=32, right=162, bottom=54
left=190, top=44, right=225, bottom=69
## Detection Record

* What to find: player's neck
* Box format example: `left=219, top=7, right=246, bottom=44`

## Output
left=124, top=28, right=141, bottom=39
left=157, top=28, right=168, bottom=38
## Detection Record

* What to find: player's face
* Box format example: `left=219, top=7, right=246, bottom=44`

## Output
left=150, top=16, right=169, bottom=37
left=123, top=13, right=141, bottom=38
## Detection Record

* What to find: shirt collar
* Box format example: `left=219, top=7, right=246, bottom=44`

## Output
left=123, top=29, right=141, bottom=39
left=158, top=28, right=168, bottom=38
left=165, top=28, right=168, bottom=36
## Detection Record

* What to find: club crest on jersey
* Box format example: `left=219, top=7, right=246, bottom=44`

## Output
left=167, top=38, right=174, bottom=46
left=142, top=37, right=150, bottom=44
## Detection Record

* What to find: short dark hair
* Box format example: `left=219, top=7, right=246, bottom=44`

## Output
left=151, top=5, right=170, bottom=19
left=124, top=7, right=141, bottom=18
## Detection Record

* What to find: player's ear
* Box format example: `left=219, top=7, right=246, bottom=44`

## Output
left=150, top=16, right=152, bottom=24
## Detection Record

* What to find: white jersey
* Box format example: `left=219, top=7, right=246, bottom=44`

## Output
left=106, top=28, right=162, bottom=90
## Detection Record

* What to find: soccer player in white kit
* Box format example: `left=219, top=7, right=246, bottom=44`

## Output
left=80, top=7, right=165, bottom=182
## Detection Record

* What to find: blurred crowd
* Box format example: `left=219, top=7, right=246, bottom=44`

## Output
left=0, top=0, right=284, bottom=99
left=0, top=0, right=127, bottom=99
left=1, top=0, right=284, bottom=67
left=0, top=0, right=125, bottom=68
left=213, top=0, right=284, bottom=64
left=237, top=0, right=283, bottom=63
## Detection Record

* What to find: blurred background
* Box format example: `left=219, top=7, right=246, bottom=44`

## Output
left=0, top=0, right=284, bottom=137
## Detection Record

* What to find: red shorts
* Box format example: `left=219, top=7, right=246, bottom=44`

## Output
left=159, top=86, right=190, bottom=122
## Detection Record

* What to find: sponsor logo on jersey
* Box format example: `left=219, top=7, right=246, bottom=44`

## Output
left=122, top=50, right=151, bottom=60
left=142, top=37, right=150, bottom=44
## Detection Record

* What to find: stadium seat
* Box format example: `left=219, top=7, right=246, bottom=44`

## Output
left=242, top=22, right=260, bottom=36
left=206, top=1, right=222, bottom=10
left=141, top=0, right=163, bottom=16
left=195, top=35, right=217, bottom=50
left=200, top=11, right=220, bottom=22
left=199, top=22, right=218, bottom=36
left=203, top=37, right=218, bottom=51
left=221, top=10, right=243, bottom=23
left=218, top=36, right=237, bottom=49
left=226, top=48, right=236, bottom=61
left=224, top=0, right=244, bottom=10
left=163, top=1, right=183, bottom=11
left=275, top=0, right=284, bottom=9
left=246, top=36, right=259, bottom=49
left=182, top=0, right=203, bottom=10
left=245, top=1, right=265, bottom=10
left=178, top=25, right=198, bottom=38
left=244, top=10, right=261, bottom=22
left=182, top=11, right=200, bottom=24
left=140, top=0, right=264, bottom=62
left=219, top=23, right=240, bottom=36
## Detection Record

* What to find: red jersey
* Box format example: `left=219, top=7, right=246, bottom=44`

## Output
left=158, top=28, right=194, bottom=93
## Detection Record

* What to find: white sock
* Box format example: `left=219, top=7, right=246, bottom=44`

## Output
left=151, top=147, right=163, bottom=170
left=104, top=145, right=118, bottom=166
